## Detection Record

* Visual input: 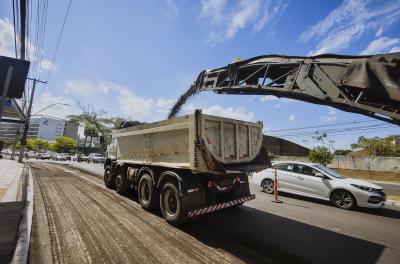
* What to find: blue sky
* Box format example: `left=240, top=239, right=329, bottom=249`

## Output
left=1, top=0, right=399, bottom=149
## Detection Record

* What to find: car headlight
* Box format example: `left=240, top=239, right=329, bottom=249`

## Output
left=351, top=184, right=376, bottom=192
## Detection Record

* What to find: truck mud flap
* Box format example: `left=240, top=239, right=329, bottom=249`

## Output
left=187, top=194, right=255, bottom=218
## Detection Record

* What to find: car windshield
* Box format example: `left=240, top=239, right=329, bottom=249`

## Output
left=93, top=154, right=102, bottom=157
left=313, top=164, right=345, bottom=179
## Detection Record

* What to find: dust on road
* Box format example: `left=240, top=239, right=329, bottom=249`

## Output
left=29, top=162, right=246, bottom=264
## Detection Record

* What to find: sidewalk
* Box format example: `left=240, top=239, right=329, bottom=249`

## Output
left=0, top=159, right=27, bottom=263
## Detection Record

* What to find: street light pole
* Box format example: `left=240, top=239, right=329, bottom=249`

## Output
left=31, top=103, right=70, bottom=116
left=18, top=78, right=47, bottom=162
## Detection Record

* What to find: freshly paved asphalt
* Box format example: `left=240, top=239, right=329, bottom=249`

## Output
left=35, top=160, right=400, bottom=263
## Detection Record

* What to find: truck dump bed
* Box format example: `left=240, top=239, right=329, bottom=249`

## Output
left=113, top=110, right=268, bottom=174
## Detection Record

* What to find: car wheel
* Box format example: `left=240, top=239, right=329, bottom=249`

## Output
left=138, top=174, right=159, bottom=211
left=331, top=190, right=356, bottom=210
left=261, top=179, right=274, bottom=194
left=160, top=182, right=185, bottom=226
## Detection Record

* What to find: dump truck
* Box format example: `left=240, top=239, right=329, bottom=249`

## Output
left=104, top=110, right=269, bottom=225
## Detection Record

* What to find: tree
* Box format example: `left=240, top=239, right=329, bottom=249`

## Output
left=52, top=136, right=77, bottom=154
left=308, top=146, right=334, bottom=166
left=26, top=138, right=51, bottom=151
left=68, top=103, right=114, bottom=153
left=351, top=136, right=400, bottom=157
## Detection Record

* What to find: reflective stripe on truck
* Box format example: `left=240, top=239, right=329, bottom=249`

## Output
left=187, top=194, right=255, bottom=218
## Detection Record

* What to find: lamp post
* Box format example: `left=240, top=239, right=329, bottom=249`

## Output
left=31, top=103, right=70, bottom=116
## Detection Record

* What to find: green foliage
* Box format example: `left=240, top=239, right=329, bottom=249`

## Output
left=308, top=146, right=334, bottom=166
left=334, top=149, right=352, bottom=155
left=52, top=136, right=77, bottom=154
left=351, top=136, right=400, bottom=157
left=26, top=138, right=51, bottom=151
left=84, top=124, right=100, bottom=137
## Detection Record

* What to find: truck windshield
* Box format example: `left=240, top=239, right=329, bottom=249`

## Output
left=314, top=164, right=345, bottom=179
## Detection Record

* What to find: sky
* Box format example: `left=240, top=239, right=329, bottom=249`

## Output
left=0, top=0, right=399, bottom=149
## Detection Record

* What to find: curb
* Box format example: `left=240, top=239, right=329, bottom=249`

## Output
left=11, top=165, right=34, bottom=264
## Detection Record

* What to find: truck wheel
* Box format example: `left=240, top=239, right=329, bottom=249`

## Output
left=160, top=182, right=184, bottom=226
left=104, top=166, right=115, bottom=189
left=138, top=174, right=159, bottom=211
left=115, top=173, right=130, bottom=195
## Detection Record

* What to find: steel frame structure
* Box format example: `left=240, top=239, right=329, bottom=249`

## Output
left=195, top=54, right=400, bottom=125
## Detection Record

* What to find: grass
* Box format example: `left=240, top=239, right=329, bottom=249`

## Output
left=336, top=169, right=400, bottom=183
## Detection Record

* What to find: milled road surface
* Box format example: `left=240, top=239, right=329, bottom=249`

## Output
left=29, top=162, right=281, bottom=264
left=29, top=161, right=400, bottom=264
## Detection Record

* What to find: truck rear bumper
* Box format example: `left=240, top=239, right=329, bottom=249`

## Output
left=187, top=194, right=255, bottom=218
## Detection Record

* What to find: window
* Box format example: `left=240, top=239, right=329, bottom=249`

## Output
left=273, top=163, right=293, bottom=172
left=293, top=164, right=319, bottom=176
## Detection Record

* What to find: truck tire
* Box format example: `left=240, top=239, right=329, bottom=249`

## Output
left=138, top=174, right=159, bottom=211
left=115, top=173, right=130, bottom=195
left=104, top=166, right=115, bottom=189
left=160, top=182, right=185, bottom=226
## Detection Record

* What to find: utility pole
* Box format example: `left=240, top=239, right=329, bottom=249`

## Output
left=18, top=78, right=47, bottom=162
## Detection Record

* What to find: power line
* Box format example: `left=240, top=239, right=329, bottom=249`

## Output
left=35, top=0, right=71, bottom=102
left=45, top=0, right=72, bottom=82
left=267, top=119, right=380, bottom=133
left=277, top=124, right=398, bottom=137
left=12, top=0, right=18, bottom=58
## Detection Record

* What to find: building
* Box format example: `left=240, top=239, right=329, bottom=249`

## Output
left=0, top=123, right=22, bottom=143
left=388, top=135, right=400, bottom=146
left=0, top=117, right=80, bottom=143
left=262, top=135, right=310, bottom=157
left=63, top=120, right=79, bottom=141
left=30, top=117, right=65, bottom=141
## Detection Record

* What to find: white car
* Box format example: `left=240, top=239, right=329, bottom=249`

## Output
left=253, top=161, right=386, bottom=209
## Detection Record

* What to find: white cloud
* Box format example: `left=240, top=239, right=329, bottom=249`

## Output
left=390, top=46, right=400, bottom=53
left=63, top=79, right=111, bottom=96
left=260, top=95, right=278, bottom=101
left=32, top=92, right=73, bottom=119
left=118, top=90, right=154, bottom=119
left=253, top=0, right=289, bottom=31
left=260, top=95, right=295, bottom=103
left=203, top=105, right=254, bottom=120
left=320, top=107, right=337, bottom=122
left=360, top=37, right=400, bottom=55
left=288, top=114, right=295, bottom=122
left=0, top=18, right=15, bottom=57
left=201, top=0, right=288, bottom=45
left=183, top=103, right=254, bottom=120
left=163, top=0, right=179, bottom=20
left=117, top=89, right=174, bottom=121
left=300, top=0, right=400, bottom=55
left=39, top=59, right=58, bottom=71
left=0, top=17, right=36, bottom=60
left=375, top=26, right=384, bottom=37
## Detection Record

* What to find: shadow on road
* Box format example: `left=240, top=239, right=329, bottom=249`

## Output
left=181, top=206, right=386, bottom=264
left=274, top=191, right=400, bottom=220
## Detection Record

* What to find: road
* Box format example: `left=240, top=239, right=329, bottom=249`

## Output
left=29, top=162, right=400, bottom=264
left=378, top=182, right=400, bottom=197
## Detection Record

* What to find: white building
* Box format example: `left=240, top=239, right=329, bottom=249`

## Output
left=30, top=117, right=65, bottom=141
